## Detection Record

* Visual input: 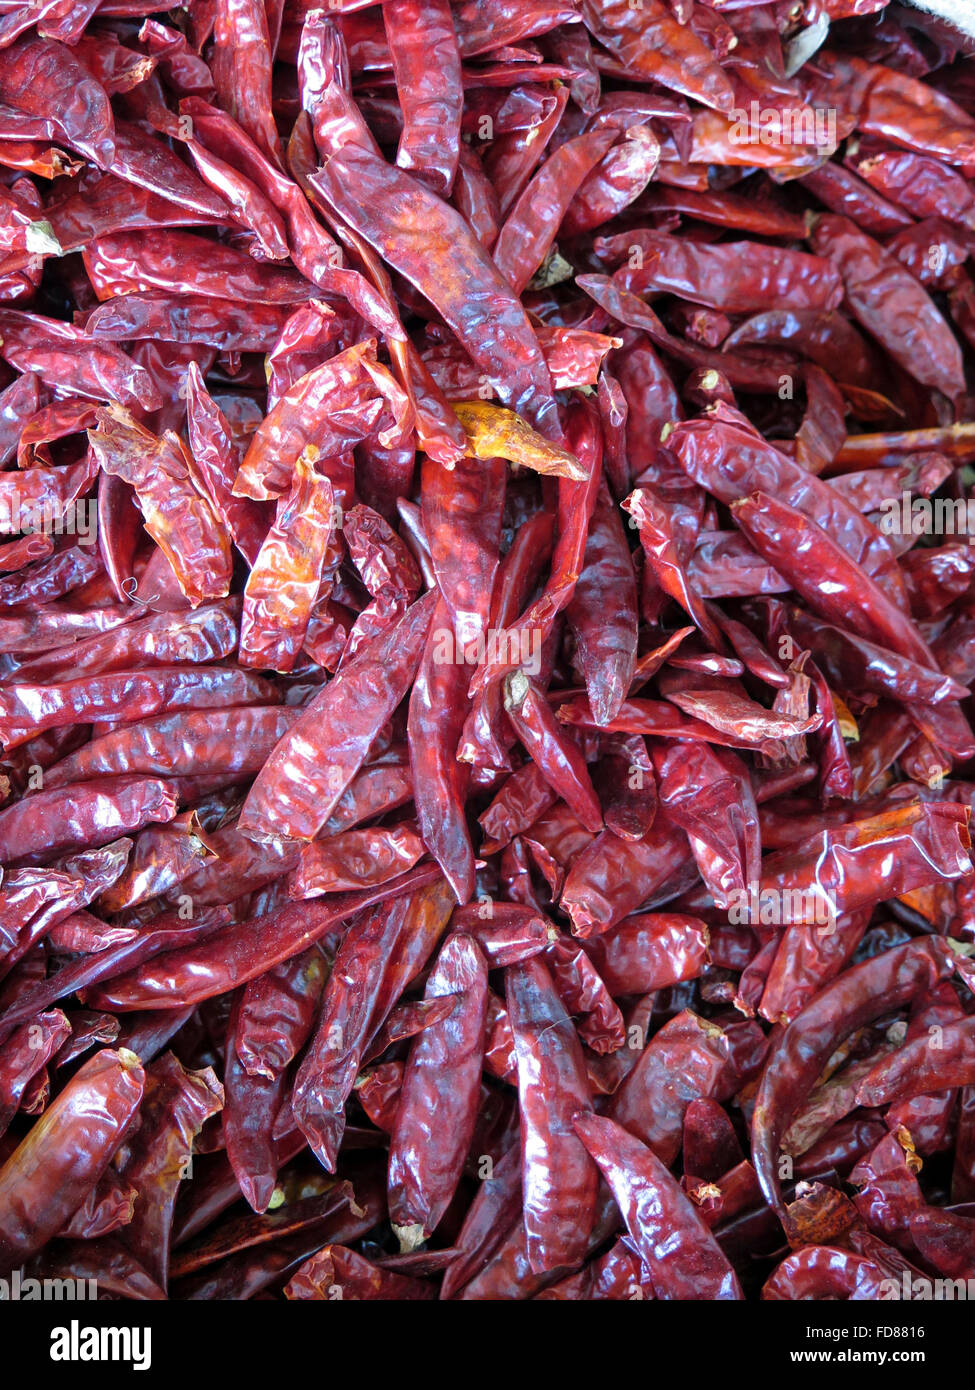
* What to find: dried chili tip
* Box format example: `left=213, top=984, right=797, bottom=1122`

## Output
left=452, top=401, right=588, bottom=481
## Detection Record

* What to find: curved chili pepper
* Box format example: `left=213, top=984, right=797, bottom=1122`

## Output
left=751, top=938, right=958, bottom=1219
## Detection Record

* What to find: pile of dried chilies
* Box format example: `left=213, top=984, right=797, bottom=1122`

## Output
left=0, top=0, right=975, bottom=1304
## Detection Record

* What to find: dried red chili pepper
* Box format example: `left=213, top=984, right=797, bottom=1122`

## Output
left=506, top=956, right=598, bottom=1273
left=0, top=0, right=973, bottom=1311
left=0, top=1047, right=144, bottom=1273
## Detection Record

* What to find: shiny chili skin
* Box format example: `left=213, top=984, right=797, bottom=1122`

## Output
left=573, top=1111, right=742, bottom=1300
left=506, top=956, right=598, bottom=1274
left=0, top=1048, right=144, bottom=1274
left=387, top=933, right=487, bottom=1248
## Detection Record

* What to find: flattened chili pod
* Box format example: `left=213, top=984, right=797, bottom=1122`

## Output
left=0, top=1047, right=144, bottom=1274
left=239, top=588, right=437, bottom=844
left=573, top=1111, right=742, bottom=1300
left=506, top=956, right=598, bottom=1274
left=388, top=933, right=488, bottom=1249
left=116, top=1051, right=223, bottom=1292
left=86, top=867, right=441, bottom=1013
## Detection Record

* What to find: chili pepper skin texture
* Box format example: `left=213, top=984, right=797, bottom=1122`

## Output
left=573, top=1112, right=742, bottom=1300
left=1, top=0, right=975, bottom=1308
left=506, top=957, right=598, bottom=1274
left=387, top=933, right=488, bottom=1249
left=0, top=1048, right=144, bottom=1274
left=292, top=876, right=455, bottom=1172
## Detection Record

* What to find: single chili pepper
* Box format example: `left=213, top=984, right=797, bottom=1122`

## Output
left=0, top=1047, right=144, bottom=1274
left=607, top=232, right=843, bottom=316
left=223, top=990, right=288, bottom=1215
left=85, top=866, right=443, bottom=1015
left=809, top=214, right=966, bottom=401
left=239, top=454, right=335, bottom=672
left=387, top=933, right=487, bottom=1248
left=909, top=1207, right=975, bottom=1282
left=506, top=956, right=599, bottom=1273
left=545, top=935, right=625, bottom=1054
left=504, top=672, right=603, bottom=834
left=239, top=590, right=436, bottom=844
left=309, top=142, right=559, bottom=441
left=43, top=707, right=298, bottom=788
left=578, top=912, right=710, bottom=995
left=382, top=0, right=462, bottom=196
left=573, top=1111, right=742, bottom=1300
left=0, top=34, right=115, bottom=167
left=564, top=480, right=637, bottom=727
left=168, top=1181, right=362, bottom=1281
left=407, top=598, right=475, bottom=905
left=115, top=1050, right=223, bottom=1291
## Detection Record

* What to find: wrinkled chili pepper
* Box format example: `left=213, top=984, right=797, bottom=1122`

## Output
left=0, top=0, right=972, bottom=1310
